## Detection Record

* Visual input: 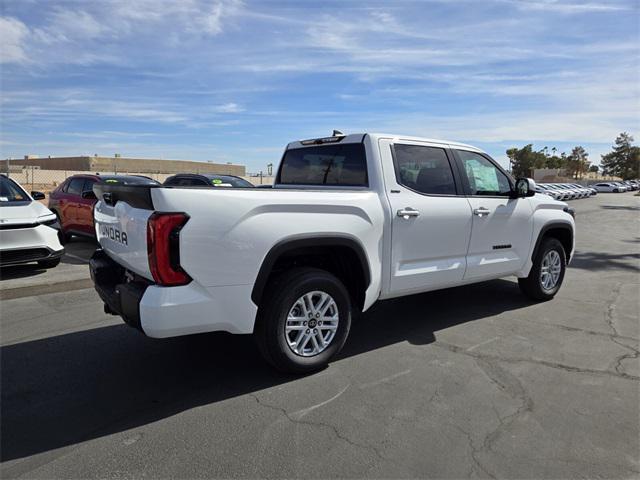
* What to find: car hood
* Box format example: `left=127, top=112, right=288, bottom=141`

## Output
left=532, top=193, right=567, bottom=208
left=0, top=200, right=54, bottom=225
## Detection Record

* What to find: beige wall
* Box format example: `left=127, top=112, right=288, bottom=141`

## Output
left=6, top=156, right=245, bottom=176
left=89, top=157, right=245, bottom=176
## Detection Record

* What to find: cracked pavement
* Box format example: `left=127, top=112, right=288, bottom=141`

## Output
left=1, top=193, right=639, bottom=478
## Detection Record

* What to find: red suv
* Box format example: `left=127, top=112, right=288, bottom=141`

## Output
left=48, top=174, right=158, bottom=242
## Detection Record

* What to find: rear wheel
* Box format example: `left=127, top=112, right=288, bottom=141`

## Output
left=254, top=267, right=352, bottom=373
left=518, top=237, right=566, bottom=301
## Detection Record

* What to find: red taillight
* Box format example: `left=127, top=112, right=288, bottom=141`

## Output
left=147, top=212, right=191, bottom=286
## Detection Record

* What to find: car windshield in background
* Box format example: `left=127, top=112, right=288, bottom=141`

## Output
left=278, top=143, right=368, bottom=186
left=0, top=175, right=30, bottom=203
left=100, top=176, right=159, bottom=185
left=207, top=175, right=254, bottom=188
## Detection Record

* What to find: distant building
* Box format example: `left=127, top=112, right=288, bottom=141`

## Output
left=7, top=155, right=245, bottom=176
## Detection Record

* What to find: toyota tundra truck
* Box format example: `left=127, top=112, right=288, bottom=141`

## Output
left=90, top=132, right=575, bottom=372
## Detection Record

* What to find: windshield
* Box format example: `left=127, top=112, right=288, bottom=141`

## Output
left=101, top=175, right=159, bottom=185
left=0, top=175, right=30, bottom=203
left=208, top=176, right=254, bottom=188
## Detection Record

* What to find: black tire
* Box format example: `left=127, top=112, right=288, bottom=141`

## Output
left=53, top=211, right=71, bottom=245
left=38, top=257, right=61, bottom=269
left=518, top=237, right=566, bottom=301
left=254, top=267, right=352, bottom=374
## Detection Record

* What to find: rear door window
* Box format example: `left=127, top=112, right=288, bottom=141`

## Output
left=278, top=143, right=367, bottom=186
left=392, top=144, right=457, bottom=195
left=67, top=178, right=85, bottom=196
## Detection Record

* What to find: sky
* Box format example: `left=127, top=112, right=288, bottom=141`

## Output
left=1, top=0, right=639, bottom=172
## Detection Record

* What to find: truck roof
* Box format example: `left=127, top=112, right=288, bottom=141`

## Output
left=287, top=133, right=483, bottom=152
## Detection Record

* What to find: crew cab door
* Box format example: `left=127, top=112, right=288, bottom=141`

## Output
left=452, top=149, right=533, bottom=280
left=380, top=140, right=473, bottom=296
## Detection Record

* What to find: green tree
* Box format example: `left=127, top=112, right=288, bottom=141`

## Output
left=566, top=146, right=590, bottom=179
left=506, top=144, right=547, bottom=177
left=600, top=132, right=640, bottom=180
left=588, top=165, right=599, bottom=173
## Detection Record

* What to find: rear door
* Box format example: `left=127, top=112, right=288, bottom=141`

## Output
left=63, top=177, right=85, bottom=231
left=452, top=149, right=533, bottom=280
left=380, top=139, right=473, bottom=296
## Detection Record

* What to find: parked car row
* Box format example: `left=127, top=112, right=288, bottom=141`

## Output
left=536, top=183, right=597, bottom=201
left=591, top=181, right=639, bottom=193
left=0, top=172, right=255, bottom=270
left=536, top=180, right=638, bottom=200
left=48, top=173, right=254, bottom=243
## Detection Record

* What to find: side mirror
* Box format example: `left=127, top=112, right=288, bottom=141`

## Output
left=514, top=178, right=536, bottom=198
left=82, top=190, right=97, bottom=200
left=31, top=191, right=45, bottom=200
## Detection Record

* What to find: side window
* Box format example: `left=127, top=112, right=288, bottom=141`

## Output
left=67, top=178, right=84, bottom=196
left=82, top=179, right=96, bottom=193
left=164, top=177, right=179, bottom=186
left=392, top=144, right=457, bottom=195
left=456, top=150, right=511, bottom=196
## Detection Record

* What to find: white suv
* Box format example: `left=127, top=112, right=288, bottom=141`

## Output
left=0, top=175, right=64, bottom=268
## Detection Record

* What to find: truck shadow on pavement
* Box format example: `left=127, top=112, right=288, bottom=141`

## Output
left=1, top=279, right=531, bottom=464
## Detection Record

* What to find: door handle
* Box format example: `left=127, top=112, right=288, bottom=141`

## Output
left=473, top=207, right=491, bottom=217
left=397, top=208, right=420, bottom=219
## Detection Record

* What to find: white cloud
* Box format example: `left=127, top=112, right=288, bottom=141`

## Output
left=0, top=17, right=30, bottom=63
left=503, top=0, right=630, bottom=13
left=212, top=102, right=244, bottom=113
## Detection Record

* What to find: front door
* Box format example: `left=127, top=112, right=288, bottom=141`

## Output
left=453, top=149, right=534, bottom=280
left=381, top=140, right=473, bottom=297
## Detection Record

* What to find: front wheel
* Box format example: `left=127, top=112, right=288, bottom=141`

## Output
left=518, top=237, right=566, bottom=301
left=254, top=268, right=352, bottom=373
left=53, top=211, right=71, bottom=245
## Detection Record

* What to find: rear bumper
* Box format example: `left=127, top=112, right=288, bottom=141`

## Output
left=90, top=249, right=258, bottom=337
left=90, top=249, right=149, bottom=331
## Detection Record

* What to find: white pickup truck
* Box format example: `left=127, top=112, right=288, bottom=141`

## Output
left=90, top=132, right=575, bottom=372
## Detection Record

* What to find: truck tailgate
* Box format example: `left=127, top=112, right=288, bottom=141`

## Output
left=93, top=185, right=155, bottom=280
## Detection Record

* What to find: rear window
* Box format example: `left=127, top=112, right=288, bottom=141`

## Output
left=278, top=143, right=368, bottom=187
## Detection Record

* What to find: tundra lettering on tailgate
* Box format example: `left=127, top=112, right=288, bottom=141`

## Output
left=100, top=224, right=128, bottom=246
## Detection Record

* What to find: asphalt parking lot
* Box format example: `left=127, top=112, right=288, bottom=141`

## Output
left=1, top=193, right=638, bottom=479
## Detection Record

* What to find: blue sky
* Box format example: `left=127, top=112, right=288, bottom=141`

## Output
left=1, top=0, right=639, bottom=171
